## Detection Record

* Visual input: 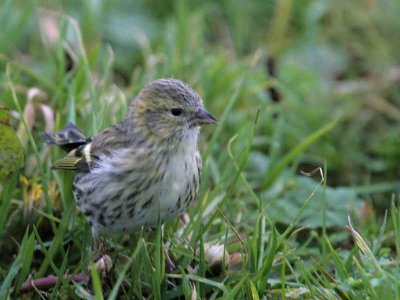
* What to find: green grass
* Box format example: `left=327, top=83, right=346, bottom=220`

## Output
left=1, top=0, right=400, bottom=299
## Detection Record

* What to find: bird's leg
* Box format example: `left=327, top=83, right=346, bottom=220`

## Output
left=93, top=237, right=110, bottom=258
left=164, top=247, right=176, bottom=272
left=161, top=224, right=176, bottom=272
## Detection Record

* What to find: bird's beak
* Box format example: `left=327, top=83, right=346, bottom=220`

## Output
left=193, top=108, right=218, bottom=126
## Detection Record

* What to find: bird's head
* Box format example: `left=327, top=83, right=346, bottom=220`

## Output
left=128, top=78, right=217, bottom=141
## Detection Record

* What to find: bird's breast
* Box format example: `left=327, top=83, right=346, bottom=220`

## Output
left=158, top=149, right=201, bottom=217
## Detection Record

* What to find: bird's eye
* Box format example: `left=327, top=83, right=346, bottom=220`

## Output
left=171, top=108, right=183, bottom=116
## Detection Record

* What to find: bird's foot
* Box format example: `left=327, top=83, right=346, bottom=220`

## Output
left=92, top=238, right=113, bottom=278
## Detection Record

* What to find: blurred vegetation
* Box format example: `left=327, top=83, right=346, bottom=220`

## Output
left=1, top=0, right=400, bottom=298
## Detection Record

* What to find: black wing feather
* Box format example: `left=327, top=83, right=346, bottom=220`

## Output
left=41, top=122, right=90, bottom=152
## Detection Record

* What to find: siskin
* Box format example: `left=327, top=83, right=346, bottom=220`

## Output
left=42, top=78, right=217, bottom=243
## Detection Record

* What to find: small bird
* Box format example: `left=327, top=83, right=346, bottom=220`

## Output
left=42, top=78, right=217, bottom=242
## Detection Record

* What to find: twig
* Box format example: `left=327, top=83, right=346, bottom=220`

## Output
left=20, top=273, right=90, bottom=294
left=300, top=167, right=324, bottom=183
left=216, top=206, right=248, bottom=256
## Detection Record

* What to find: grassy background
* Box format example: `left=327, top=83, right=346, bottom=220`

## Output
left=1, top=0, right=400, bottom=298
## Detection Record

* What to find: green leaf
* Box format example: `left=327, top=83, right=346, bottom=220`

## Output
left=166, top=274, right=229, bottom=294
left=0, top=160, right=19, bottom=233
left=248, top=280, right=260, bottom=300
left=0, top=106, right=23, bottom=185
left=264, top=176, right=363, bottom=228
left=224, top=275, right=247, bottom=298
left=0, top=230, right=28, bottom=298
left=89, top=258, right=104, bottom=300
left=15, top=231, right=35, bottom=292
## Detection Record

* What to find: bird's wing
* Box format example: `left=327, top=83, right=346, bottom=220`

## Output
left=89, top=125, right=132, bottom=157
left=41, top=122, right=89, bottom=152
left=52, top=124, right=131, bottom=172
left=52, top=143, right=94, bottom=172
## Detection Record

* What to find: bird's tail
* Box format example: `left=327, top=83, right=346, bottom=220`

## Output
left=41, top=122, right=89, bottom=152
